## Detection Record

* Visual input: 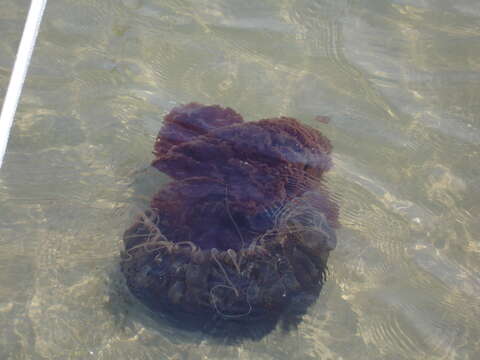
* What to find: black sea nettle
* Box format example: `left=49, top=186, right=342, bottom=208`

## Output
left=121, top=103, right=338, bottom=337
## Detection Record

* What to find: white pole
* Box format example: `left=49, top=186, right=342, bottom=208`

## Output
left=0, top=0, right=48, bottom=169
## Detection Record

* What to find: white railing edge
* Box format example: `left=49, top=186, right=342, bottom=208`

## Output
left=0, top=0, right=48, bottom=169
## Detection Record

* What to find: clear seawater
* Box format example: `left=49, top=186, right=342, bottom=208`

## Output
left=1, top=0, right=479, bottom=359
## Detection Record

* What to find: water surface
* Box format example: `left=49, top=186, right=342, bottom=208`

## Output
left=1, top=0, right=479, bottom=359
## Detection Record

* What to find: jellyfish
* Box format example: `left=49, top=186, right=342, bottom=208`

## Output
left=121, top=103, right=338, bottom=337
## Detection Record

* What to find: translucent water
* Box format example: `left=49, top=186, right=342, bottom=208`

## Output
left=1, top=0, right=479, bottom=359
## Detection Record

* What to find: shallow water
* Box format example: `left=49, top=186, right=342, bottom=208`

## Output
left=1, top=0, right=479, bottom=359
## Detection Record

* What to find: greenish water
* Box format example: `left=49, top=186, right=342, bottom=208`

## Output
left=1, top=0, right=479, bottom=359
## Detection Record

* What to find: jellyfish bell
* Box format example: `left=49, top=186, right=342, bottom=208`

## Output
left=121, top=103, right=339, bottom=338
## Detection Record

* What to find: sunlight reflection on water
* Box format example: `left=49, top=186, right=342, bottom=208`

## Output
left=1, top=0, right=479, bottom=359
